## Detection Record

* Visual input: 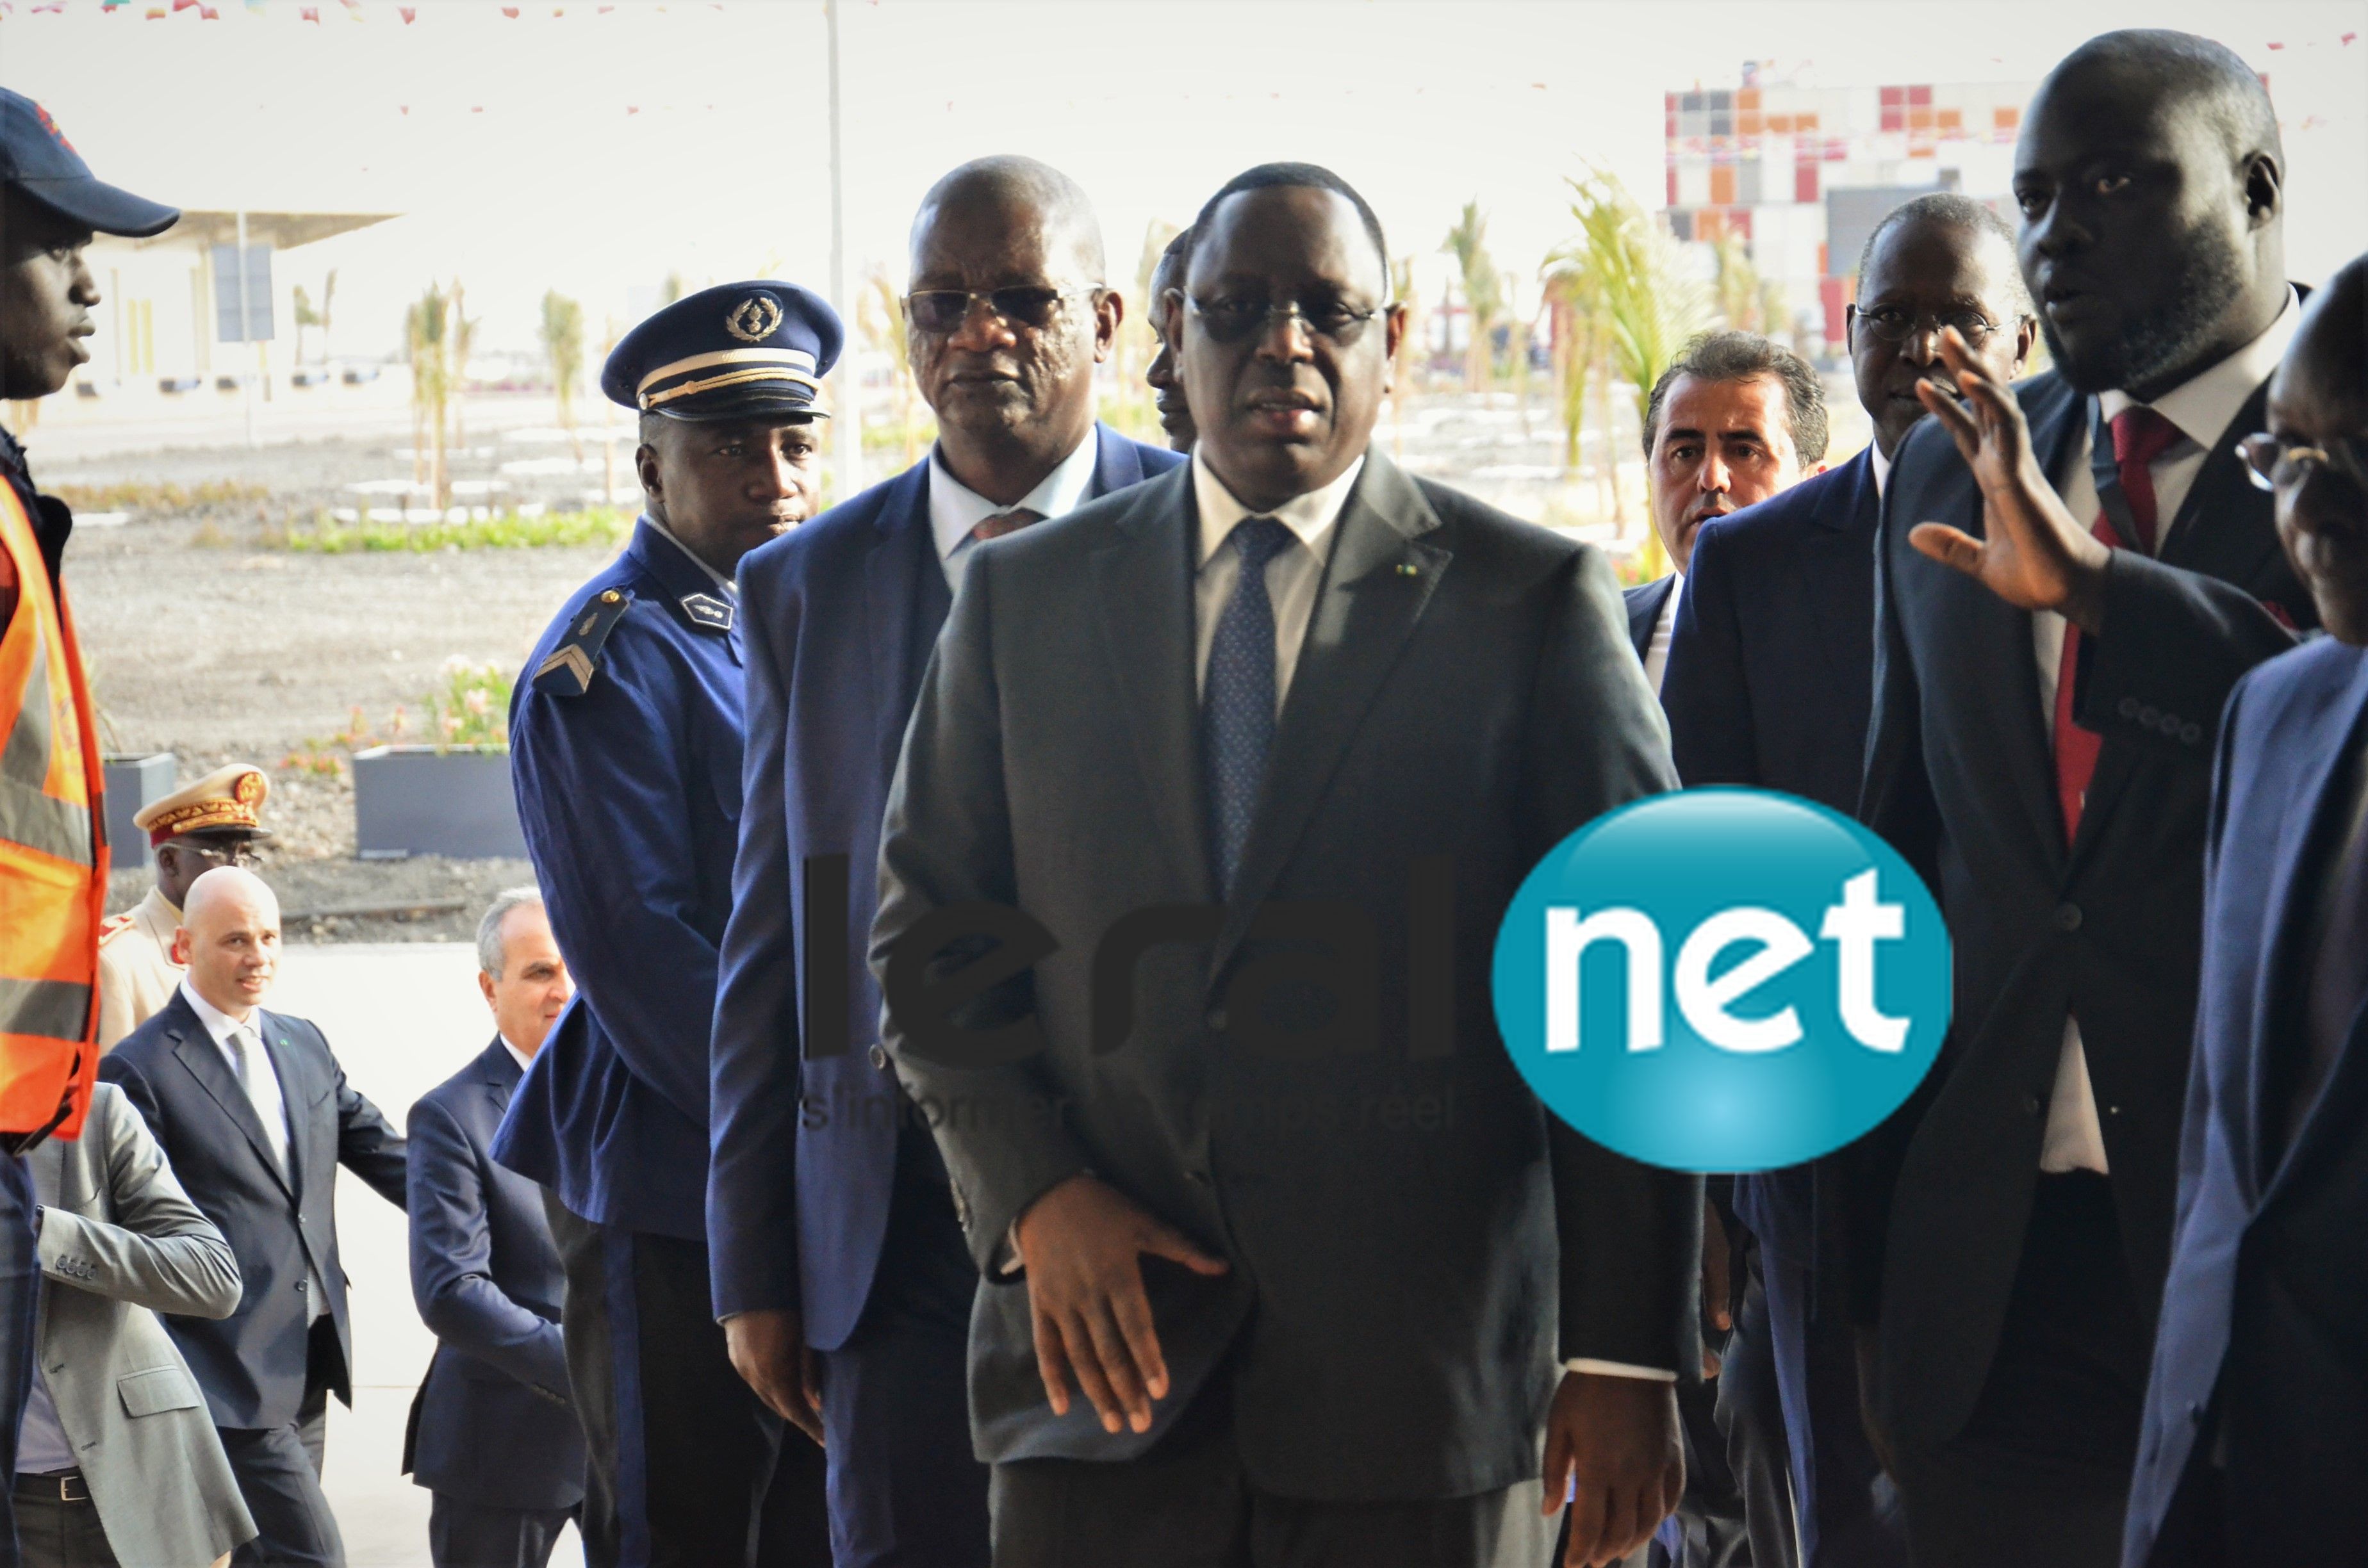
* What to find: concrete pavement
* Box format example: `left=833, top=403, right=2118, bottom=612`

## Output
left=270, top=942, right=584, bottom=1568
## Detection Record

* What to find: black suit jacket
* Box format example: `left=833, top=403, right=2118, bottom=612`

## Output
left=1852, top=368, right=2308, bottom=1448
left=873, top=450, right=1698, bottom=1501
left=1625, top=573, right=1676, bottom=666
left=101, top=990, right=409, bottom=1429
left=402, top=1038, right=585, bottom=1512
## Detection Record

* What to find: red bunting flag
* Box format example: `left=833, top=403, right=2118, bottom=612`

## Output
left=399, top=4, right=415, bottom=17
left=300, top=5, right=318, bottom=19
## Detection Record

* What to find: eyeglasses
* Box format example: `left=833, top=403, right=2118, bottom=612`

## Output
left=1850, top=305, right=2014, bottom=347
left=2238, top=430, right=2368, bottom=495
left=169, top=839, right=259, bottom=868
left=903, top=286, right=1081, bottom=336
left=1185, top=294, right=1385, bottom=347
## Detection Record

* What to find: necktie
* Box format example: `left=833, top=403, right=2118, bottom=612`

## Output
left=2052, top=406, right=2185, bottom=840
left=1203, top=517, right=1295, bottom=899
left=229, top=1024, right=289, bottom=1177
left=970, top=507, right=1043, bottom=544
left=2272, top=749, right=2368, bottom=1163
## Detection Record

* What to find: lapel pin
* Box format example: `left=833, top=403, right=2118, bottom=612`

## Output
left=1396, top=562, right=1420, bottom=576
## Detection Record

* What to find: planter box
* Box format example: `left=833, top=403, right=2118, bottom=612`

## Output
left=352, top=745, right=526, bottom=860
left=103, top=753, right=176, bottom=869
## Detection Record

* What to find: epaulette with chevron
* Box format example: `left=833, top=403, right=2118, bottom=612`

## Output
left=534, top=587, right=633, bottom=697
left=99, top=911, right=137, bottom=943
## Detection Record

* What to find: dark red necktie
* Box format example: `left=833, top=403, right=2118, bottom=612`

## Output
left=969, top=507, right=1044, bottom=543
left=2053, top=406, right=2183, bottom=841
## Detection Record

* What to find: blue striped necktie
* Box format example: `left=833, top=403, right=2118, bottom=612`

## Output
left=1203, top=516, right=1295, bottom=899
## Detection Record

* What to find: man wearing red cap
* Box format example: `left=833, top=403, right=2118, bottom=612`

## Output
left=1, top=81, right=179, bottom=1565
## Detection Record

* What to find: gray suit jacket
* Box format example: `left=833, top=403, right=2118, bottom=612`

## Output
left=29, top=1081, right=256, bottom=1567
left=873, top=450, right=1700, bottom=1501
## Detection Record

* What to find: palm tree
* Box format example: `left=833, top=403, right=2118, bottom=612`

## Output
left=857, top=263, right=920, bottom=466
left=1542, top=166, right=1711, bottom=568
left=541, top=291, right=586, bottom=462
left=448, top=279, right=477, bottom=453
left=292, top=285, right=318, bottom=367
left=1390, top=254, right=1420, bottom=461
left=1440, top=199, right=1502, bottom=393
left=406, top=284, right=450, bottom=510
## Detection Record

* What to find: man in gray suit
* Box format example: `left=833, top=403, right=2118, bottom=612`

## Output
left=22, top=1079, right=254, bottom=1566
left=873, top=161, right=1699, bottom=1568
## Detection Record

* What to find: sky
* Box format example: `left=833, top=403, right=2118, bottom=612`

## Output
left=9, top=0, right=2366, bottom=357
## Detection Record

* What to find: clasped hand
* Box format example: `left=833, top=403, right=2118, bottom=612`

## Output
left=1910, top=326, right=2113, bottom=634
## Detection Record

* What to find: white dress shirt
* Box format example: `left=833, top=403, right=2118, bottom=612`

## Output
left=1190, top=450, right=1363, bottom=708
left=181, top=978, right=326, bottom=1319
left=1870, top=441, right=1893, bottom=499
left=500, top=1034, right=535, bottom=1077
left=931, top=432, right=1102, bottom=592
left=2030, top=289, right=2301, bottom=1175
left=1641, top=573, right=1685, bottom=696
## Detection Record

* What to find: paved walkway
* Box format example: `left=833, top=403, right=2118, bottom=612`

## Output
left=270, top=942, right=584, bottom=1568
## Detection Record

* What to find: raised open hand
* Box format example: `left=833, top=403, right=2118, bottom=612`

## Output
left=1909, top=327, right=2112, bottom=633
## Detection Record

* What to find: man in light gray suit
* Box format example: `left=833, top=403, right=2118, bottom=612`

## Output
left=872, top=161, right=1700, bottom=1568
left=22, top=1079, right=254, bottom=1567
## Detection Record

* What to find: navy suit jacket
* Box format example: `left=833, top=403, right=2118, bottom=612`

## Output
left=101, top=991, right=409, bottom=1429
left=2125, top=638, right=2368, bottom=1566
left=707, top=423, right=1181, bottom=1342
left=404, top=1039, right=585, bottom=1512
left=1663, top=449, right=1880, bottom=1262
left=497, top=519, right=744, bottom=1239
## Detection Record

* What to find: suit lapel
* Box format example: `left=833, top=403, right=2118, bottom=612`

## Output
left=1625, top=576, right=1670, bottom=660
left=258, top=1013, right=309, bottom=1196
left=479, top=1036, right=523, bottom=1116
left=167, top=998, right=295, bottom=1202
left=1215, top=453, right=1449, bottom=968
left=2074, top=380, right=2276, bottom=862
left=863, top=462, right=948, bottom=784
left=2249, top=656, right=2368, bottom=1199
left=1091, top=468, right=1211, bottom=901
left=1795, top=451, right=1880, bottom=692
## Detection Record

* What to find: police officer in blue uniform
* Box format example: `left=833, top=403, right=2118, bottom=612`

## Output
left=493, top=282, right=837, bottom=1568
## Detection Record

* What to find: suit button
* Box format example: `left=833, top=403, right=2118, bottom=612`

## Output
left=2179, top=723, right=2202, bottom=746
left=2054, top=902, right=2083, bottom=933
left=2117, top=696, right=2139, bottom=719
left=2022, top=1093, right=2043, bottom=1116
left=293, top=1280, right=307, bottom=1293
left=2138, top=705, right=2160, bottom=728
left=868, top=1043, right=888, bottom=1071
left=1206, top=1008, right=1228, bottom=1033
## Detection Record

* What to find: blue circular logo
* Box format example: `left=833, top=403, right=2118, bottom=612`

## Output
left=1490, top=788, right=1950, bottom=1172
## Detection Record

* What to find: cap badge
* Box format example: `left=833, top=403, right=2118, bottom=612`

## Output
left=725, top=295, right=783, bottom=344
left=234, top=771, right=266, bottom=806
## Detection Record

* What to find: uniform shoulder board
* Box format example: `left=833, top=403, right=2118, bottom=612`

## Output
left=678, top=591, right=733, bottom=633
left=534, top=587, right=634, bottom=696
left=99, top=911, right=136, bottom=942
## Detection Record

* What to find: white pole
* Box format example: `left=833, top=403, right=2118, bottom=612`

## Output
left=234, top=211, right=256, bottom=448
left=826, top=0, right=862, bottom=503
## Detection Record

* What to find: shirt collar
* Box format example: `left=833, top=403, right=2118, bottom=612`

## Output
left=1192, top=450, right=1367, bottom=568
left=1869, top=442, right=1893, bottom=499
left=642, top=515, right=736, bottom=593
left=928, top=429, right=1102, bottom=564
left=497, top=1034, right=534, bottom=1076
left=2098, top=286, right=2302, bottom=452
left=179, top=977, right=254, bottom=1044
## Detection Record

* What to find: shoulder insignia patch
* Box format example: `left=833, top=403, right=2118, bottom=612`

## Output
left=99, top=911, right=136, bottom=942
left=678, top=592, right=734, bottom=633
left=534, top=587, right=633, bottom=696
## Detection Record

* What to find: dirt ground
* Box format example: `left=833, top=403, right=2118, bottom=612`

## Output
left=37, top=384, right=1723, bottom=942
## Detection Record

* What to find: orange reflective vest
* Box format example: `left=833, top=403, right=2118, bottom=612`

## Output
left=0, top=477, right=105, bottom=1143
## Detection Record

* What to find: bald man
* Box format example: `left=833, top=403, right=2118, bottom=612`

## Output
left=103, top=869, right=408, bottom=1568
left=2123, top=257, right=2368, bottom=1568
left=1852, top=29, right=2309, bottom=1566
left=708, top=156, right=1181, bottom=1567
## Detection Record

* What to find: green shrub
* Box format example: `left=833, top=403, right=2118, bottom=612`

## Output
left=282, top=505, right=634, bottom=553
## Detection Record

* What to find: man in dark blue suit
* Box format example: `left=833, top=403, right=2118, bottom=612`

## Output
left=707, top=156, right=1182, bottom=1568
left=102, top=868, right=409, bottom=1568
left=1661, top=197, right=2035, bottom=1568
left=2123, top=256, right=2368, bottom=1567
left=406, top=890, right=586, bottom=1568
left=1622, top=327, right=1829, bottom=1568
left=497, top=282, right=840, bottom=1568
